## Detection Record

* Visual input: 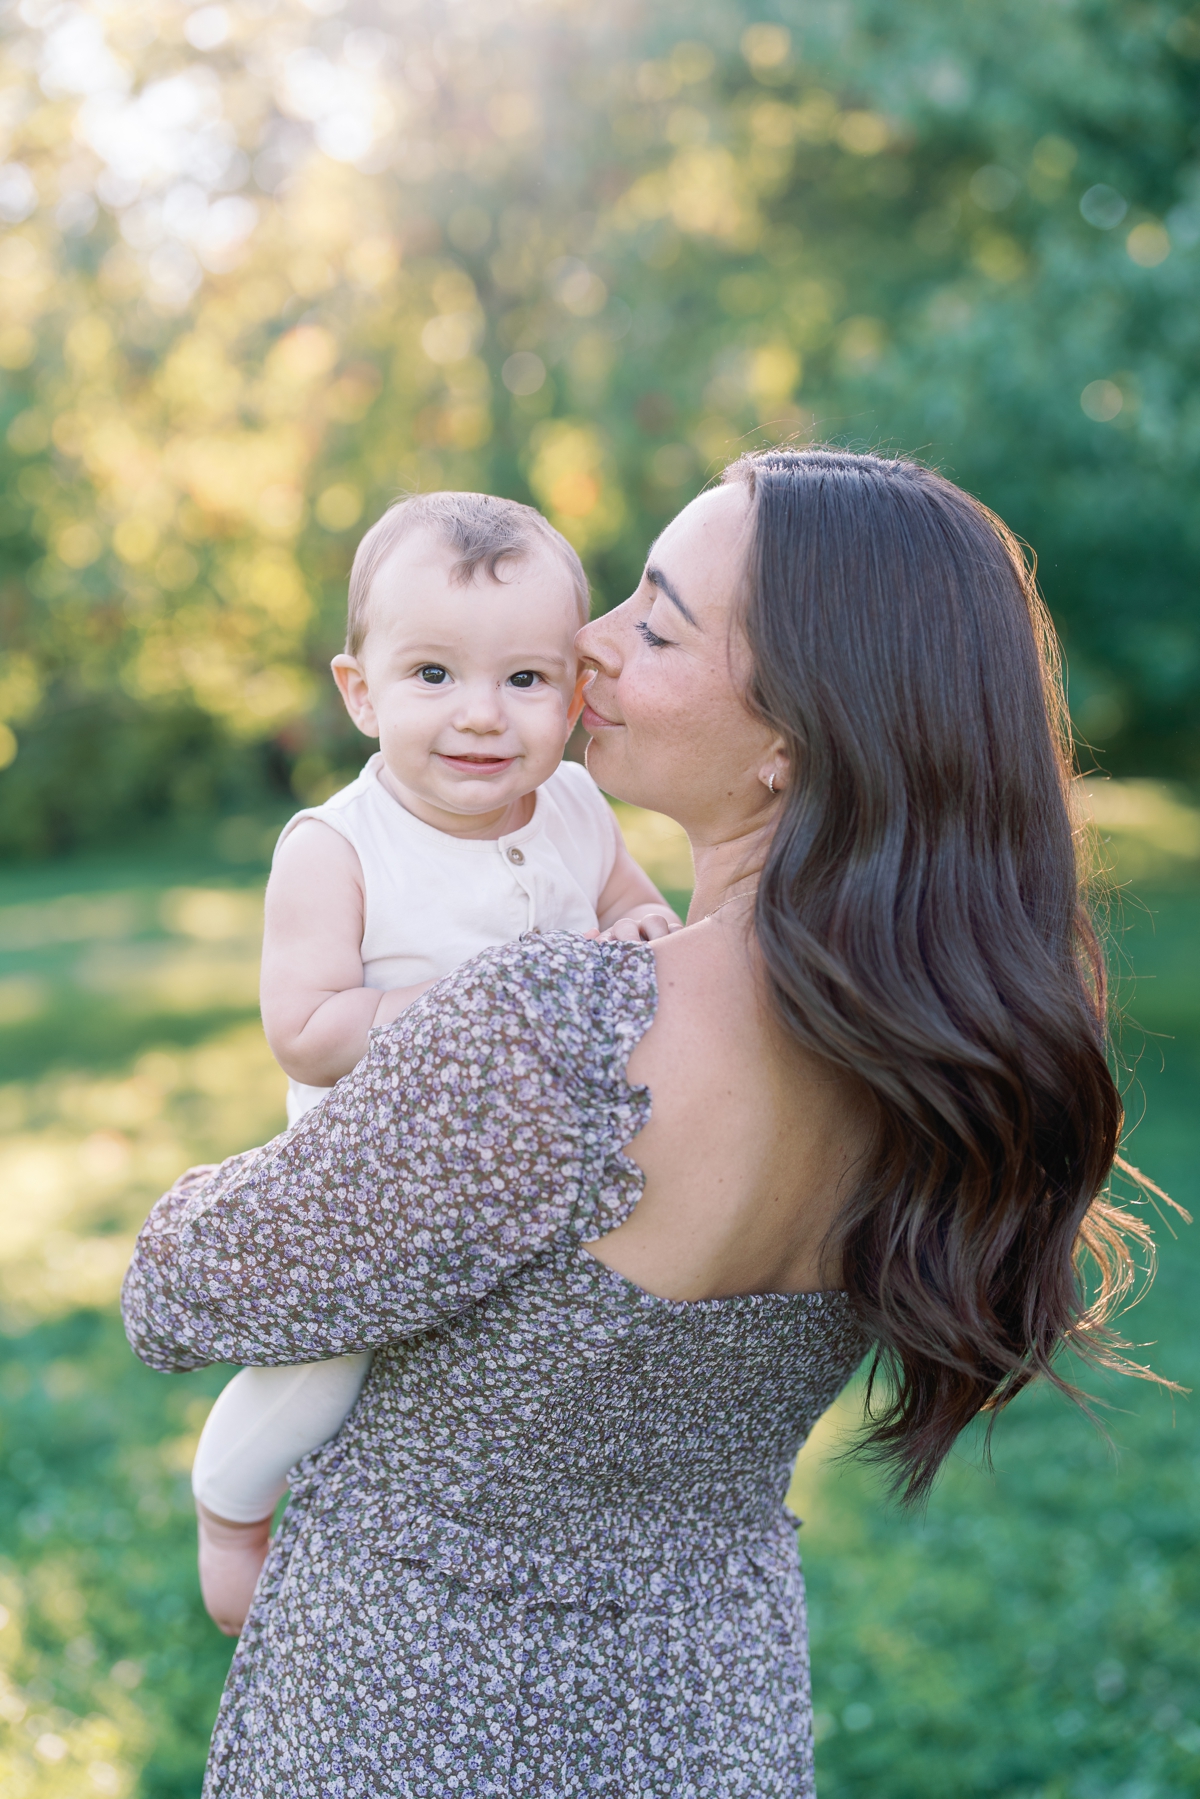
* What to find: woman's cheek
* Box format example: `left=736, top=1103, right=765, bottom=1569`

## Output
left=621, top=656, right=674, bottom=733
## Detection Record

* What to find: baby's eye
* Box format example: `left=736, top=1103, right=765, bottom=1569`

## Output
left=418, top=665, right=449, bottom=685
left=508, top=670, right=541, bottom=689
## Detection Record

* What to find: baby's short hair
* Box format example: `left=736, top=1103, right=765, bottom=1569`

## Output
left=346, top=492, right=590, bottom=654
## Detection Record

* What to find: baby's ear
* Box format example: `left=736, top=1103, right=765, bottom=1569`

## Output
left=566, top=666, right=591, bottom=731
left=331, top=655, right=379, bottom=738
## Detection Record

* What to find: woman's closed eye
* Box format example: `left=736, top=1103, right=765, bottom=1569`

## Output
left=635, top=619, right=670, bottom=649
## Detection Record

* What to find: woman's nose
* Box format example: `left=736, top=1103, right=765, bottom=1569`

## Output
left=575, top=609, right=621, bottom=677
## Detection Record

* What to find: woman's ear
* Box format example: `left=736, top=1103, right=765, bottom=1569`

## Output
left=757, top=735, right=790, bottom=795
left=331, top=655, right=379, bottom=739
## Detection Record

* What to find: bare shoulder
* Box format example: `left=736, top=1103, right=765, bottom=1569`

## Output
left=263, top=821, right=366, bottom=957
left=630, top=915, right=860, bottom=1102
left=626, top=919, right=755, bottom=1080
left=642, top=914, right=752, bottom=1010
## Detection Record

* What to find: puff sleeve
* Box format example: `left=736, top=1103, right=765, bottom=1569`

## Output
left=120, top=934, right=656, bottom=1373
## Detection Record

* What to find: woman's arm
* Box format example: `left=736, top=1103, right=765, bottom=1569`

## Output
left=261, top=821, right=434, bottom=1085
left=122, top=936, right=657, bottom=1373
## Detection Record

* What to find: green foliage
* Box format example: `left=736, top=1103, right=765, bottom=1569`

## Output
left=0, top=698, right=286, bottom=862
left=2, top=0, right=1200, bottom=855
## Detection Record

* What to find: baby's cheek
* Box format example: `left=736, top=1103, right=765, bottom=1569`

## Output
left=521, top=697, right=573, bottom=758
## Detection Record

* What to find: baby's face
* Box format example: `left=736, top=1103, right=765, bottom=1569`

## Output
left=333, top=529, right=584, bottom=827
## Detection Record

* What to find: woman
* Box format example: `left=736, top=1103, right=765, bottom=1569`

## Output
left=123, top=449, right=1151, bottom=1798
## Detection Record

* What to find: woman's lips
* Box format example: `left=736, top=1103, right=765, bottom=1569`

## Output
left=436, top=753, right=516, bottom=776
left=581, top=701, right=622, bottom=731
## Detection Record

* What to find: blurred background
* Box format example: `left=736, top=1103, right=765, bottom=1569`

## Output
left=0, top=0, right=1198, bottom=1794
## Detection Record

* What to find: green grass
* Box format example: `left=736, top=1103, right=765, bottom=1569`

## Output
left=0, top=1317, right=235, bottom=1796
left=0, top=826, right=1197, bottom=1797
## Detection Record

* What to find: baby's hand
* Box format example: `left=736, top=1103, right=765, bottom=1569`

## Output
left=584, top=907, right=683, bottom=944
left=196, top=1501, right=271, bottom=1637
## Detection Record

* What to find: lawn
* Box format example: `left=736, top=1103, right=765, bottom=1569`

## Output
left=0, top=791, right=1197, bottom=1799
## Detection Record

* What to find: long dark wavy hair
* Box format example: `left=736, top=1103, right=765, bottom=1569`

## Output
left=726, top=447, right=1174, bottom=1503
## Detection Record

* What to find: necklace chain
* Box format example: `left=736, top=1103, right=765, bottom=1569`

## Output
left=703, top=888, right=756, bottom=922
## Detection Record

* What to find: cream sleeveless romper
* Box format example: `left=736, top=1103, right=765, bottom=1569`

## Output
left=282, top=751, right=622, bottom=1122
left=191, top=753, right=623, bottom=1521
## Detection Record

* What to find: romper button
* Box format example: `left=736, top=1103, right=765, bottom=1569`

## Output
left=506, top=846, right=525, bottom=865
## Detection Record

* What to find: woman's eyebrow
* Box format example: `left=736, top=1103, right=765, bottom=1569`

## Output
left=644, top=564, right=699, bottom=627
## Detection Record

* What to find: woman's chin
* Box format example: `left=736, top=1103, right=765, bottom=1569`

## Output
left=582, top=734, right=620, bottom=791
left=582, top=737, right=662, bottom=814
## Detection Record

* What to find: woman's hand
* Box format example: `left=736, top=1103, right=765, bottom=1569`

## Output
left=584, top=906, right=684, bottom=943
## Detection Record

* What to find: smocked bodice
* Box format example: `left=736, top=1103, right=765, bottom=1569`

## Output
left=296, top=1241, right=864, bottom=1611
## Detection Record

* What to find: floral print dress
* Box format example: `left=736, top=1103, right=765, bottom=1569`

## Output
left=122, top=933, right=868, bottom=1798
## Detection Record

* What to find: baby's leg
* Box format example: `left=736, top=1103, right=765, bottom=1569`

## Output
left=192, top=1354, right=371, bottom=1633
left=196, top=1503, right=272, bottom=1637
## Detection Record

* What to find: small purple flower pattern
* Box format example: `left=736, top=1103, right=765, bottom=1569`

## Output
left=122, top=934, right=868, bottom=1798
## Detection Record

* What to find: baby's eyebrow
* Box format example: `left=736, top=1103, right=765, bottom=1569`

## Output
left=397, top=642, right=574, bottom=669
left=644, top=564, right=699, bottom=628
left=498, top=648, right=574, bottom=671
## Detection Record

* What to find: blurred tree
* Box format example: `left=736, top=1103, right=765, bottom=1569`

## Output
left=1, top=0, right=1198, bottom=854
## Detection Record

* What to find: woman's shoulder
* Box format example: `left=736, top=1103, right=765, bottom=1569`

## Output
left=411, top=930, right=657, bottom=1039
left=388, top=932, right=658, bottom=1096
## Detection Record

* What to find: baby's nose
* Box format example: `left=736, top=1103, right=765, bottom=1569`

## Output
left=454, top=683, right=508, bottom=727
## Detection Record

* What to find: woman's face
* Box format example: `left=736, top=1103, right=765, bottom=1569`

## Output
left=576, top=481, right=782, bottom=844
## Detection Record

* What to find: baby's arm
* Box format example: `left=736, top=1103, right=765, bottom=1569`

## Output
left=193, top=1354, right=371, bottom=1634
left=595, top=835, right=682, bottom=937
left=261, top=821, right=435, bottom=1086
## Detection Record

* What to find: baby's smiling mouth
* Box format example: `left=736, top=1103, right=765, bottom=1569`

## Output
left=436, top=751, right=516, bottom=772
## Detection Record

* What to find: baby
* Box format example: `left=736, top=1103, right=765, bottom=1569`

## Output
left=191, top=491, right=677, bottom=1633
